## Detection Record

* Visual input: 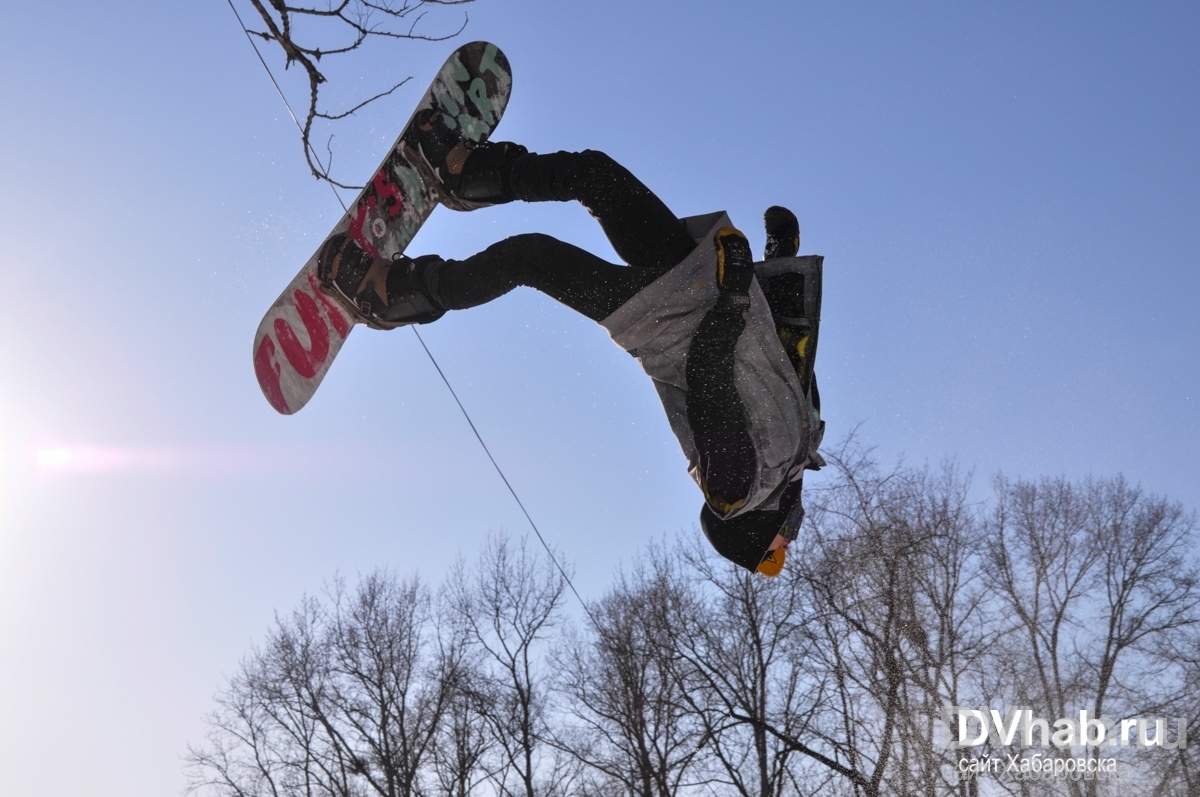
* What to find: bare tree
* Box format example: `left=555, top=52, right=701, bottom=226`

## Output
left=785, top=445, right=993, bottom=797
left=429, top=658, right=493, bottom=797
left=233, top=0, right=474, bottom=187
left=667, top=540, right=831, bottom=797
left=554, top=555, right=708, bottom=797
left=188, top=456, right=1199, bottom=797
left=186, top=570, right=461, bottom=797
left=449, top=533, right=576, bottom=797
left=986, top=475, right=1200, bottom=796
left=1144, top=629, right=1200, bottom=796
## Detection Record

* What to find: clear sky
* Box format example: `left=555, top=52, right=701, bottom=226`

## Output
left=1, top=2, right=1197, bottom=795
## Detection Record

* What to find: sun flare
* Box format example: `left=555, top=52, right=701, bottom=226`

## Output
left=35, top=445, right=173, bottom=474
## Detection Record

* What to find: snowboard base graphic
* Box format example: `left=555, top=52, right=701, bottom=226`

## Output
left=252, top=42, right=512, bottom=414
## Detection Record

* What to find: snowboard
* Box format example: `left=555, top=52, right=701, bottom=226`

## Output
left=252, top=42, right=512, bottom=414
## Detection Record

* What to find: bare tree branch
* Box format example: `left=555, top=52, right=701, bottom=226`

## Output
left=234, top=0, right=473, bottom=188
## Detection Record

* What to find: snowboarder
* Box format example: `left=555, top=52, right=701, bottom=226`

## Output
left=317, top=141, right=825, bottom=576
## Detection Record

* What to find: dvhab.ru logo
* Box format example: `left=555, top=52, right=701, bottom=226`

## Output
left=944, top=707, right=1187, bottom=749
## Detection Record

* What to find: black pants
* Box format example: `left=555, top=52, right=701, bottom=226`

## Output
left=426, top=150, right=757, bottom=507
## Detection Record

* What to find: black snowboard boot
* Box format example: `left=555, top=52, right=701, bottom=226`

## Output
left=441, top=141, right=528, bottom=208
left=404, top=111, right=528, bottom=211
left=764, top=205, right=799, bottom=260
left=317, top=233, right=446, bottom=329
left=713, top=226, right=755, bottom=310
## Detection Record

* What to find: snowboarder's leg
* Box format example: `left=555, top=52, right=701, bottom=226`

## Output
left=317, top=228, right=646, bottom=327
left=511, top=150, right=696, bottom=270
left=454, top=146, right=697, bottom=271
left=409, top=147, right=698, bottom=320
left=425, top=233, right=664, bottom=322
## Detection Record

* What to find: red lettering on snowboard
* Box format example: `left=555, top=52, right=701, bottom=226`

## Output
left=253, top=335, right=291, bottom=414
left=347, top=168, right=404, bottom=256
left=373, top=168, right=404, bottom=217
left=274, top=289, right=330, bottom=380
left=347, top=205, right=377, bottom=257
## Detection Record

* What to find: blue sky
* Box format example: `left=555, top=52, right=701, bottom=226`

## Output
left=1, top=2, right=1197, bottom=795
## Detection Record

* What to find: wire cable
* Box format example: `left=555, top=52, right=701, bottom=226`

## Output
left=409, top=328, right=594, bottom=618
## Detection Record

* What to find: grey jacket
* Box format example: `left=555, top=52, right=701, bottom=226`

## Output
left=600, top=211, right=824, bottom=518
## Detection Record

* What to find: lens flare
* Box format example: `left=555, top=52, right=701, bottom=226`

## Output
left=28, top=441, right=324, bottom=480
left=36, top=445, right=173, bottom=474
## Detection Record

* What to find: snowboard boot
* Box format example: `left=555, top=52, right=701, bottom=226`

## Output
left=763, top=205, right=799, bottom=260
left=714, top=226, right=755, bottom=311
left=316, top=233, right=446, bottom=329
left=443, top=141, right=529, bottom=207
left=450, top=148, right=594, bottom=206
left=403, top=110, right=528, bottom=211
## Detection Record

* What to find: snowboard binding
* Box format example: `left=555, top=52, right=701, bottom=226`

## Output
left=316, top=233, right=445, bottom=330
left=403, top=110, right=525, bottom=211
